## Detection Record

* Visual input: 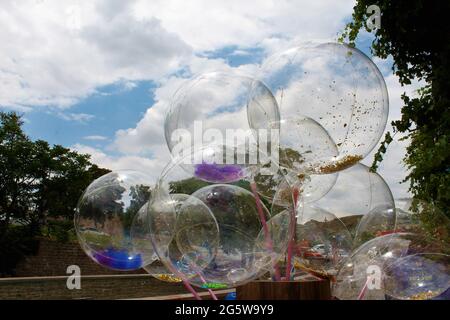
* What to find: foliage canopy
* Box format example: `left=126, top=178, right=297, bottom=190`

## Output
left=341, top=0, right=450, bottom=216
left=0, top=111, right=109, bottom=275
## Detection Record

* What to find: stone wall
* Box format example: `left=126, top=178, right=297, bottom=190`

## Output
left=14, top=238, right=145, bottom=277
left=0, top=275, right=191, bottom=300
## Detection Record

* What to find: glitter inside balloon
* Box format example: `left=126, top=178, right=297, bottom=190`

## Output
left=270, top=116, right=339, bottom=203
left=260, top=42, right=389, bottom=171
left=74, top=170, right=156, bottom=271
left=144, top=260, right=183, bottom=283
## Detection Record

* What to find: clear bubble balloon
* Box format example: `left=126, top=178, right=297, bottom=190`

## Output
left=183, top=184, right=290, bottom=288
left=384, top=253, right=450, bottom=300
left=333, top=232, right=450, bottom=300
left=260, top=42, right=389, bottom=171
left=149, top=191, right=218, bottom=262
left=143, top=192, right=218, bottom=284
left=293, top=204, right=353, bottom=278
left=275, top=117, right=338, bottom=171
left=164, top=71, right=280, bottom=157
left=74, top=170, right=156, bottom=271
left=314, top=163, right=396, bottom=239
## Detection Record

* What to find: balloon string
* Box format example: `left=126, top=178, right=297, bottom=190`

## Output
left=183, top=257, right=219, bottom=300
left=357, top=278, right=369, bottom=300
left=250, top=182, right=281, bottom=281
left=285, top=187, right=299, bottom=280
left=165, top=262, right=202, bottom=300
left=182, top=278, right=202, bottom=300
left=206, top=288, right=218, bottom=300
left=197, top=271, right=218, bottom=300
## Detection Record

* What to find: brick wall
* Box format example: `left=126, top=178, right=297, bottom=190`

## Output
left=14, top=238, right=145, bottom=277
left=2, top=239, right=213, bottom=300
left=0, top=275, right=193, bottom=300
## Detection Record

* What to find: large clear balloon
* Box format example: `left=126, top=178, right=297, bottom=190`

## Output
left=74, top=170, right=156, bottom=271
left=260, top=42, right=389, bottom=172
left=384, top=253, right=450, bottom=300
left=314, top=163, right=396, bottom=241
left=164, top=71, right=280, bottom=158
left=182, top=185, right=289, bottom=288
left=147, top=191, right=224, bottom=291
left=333, top=232, right=450, bottom=300
left=144, top=193, right=218, bottom=284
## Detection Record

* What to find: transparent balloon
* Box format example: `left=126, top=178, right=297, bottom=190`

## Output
left=74, top=170, right=156, bottom=271
left=384, top=253, right=450, bottom=300
left=293, top=204, right=353, bottom=278
left=333, top=232, right=450, bottom=300
left=260, top=42, right=389, bottom=171
left=148, top=149, right=295, bottom=288
left=143, top=193, right=218, bottom=283
left=314, top=163, right=396, bottom=239
left=164, top=71, right=280, bottom=158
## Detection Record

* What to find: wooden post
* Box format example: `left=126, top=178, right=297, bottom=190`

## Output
left=236, top=279, right=331, bottom=300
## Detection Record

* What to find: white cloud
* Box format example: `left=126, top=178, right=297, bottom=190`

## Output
left=0, top=0, right=356, bottom=111
left=83, top=135, right=108, bottom=141
left=0, top=0, right=191, bottom=110
left=72, top=144, right=168, bottom=180
left=56, top=112, right=94, bottom=123
left=134, top=0, right=354, bottom=50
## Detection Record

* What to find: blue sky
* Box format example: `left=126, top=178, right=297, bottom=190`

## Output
left=23, top=80, right=156, bottom=150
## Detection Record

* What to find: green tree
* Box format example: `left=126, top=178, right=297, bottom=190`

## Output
left=0, top=111, right=109, bottom=275
left=341, top=1, right=450, bottom=217
left=121, top=184, right=151, bottom=232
